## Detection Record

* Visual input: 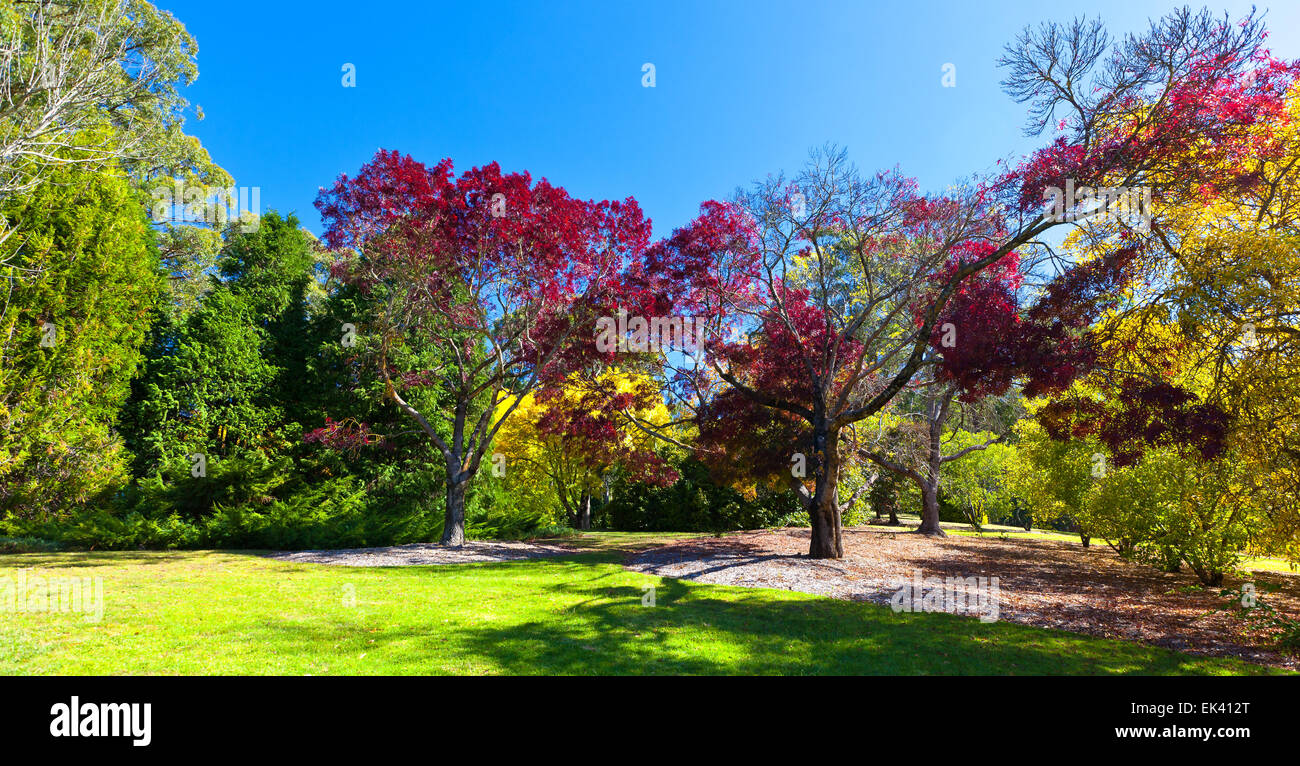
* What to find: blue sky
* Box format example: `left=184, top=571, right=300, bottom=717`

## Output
left=162, top=0, right=1300, bottom=239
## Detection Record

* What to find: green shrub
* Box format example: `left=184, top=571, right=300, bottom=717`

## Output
left=0, top=536, right=63, bottom=553
left=125, top=451, right=296, bottom=521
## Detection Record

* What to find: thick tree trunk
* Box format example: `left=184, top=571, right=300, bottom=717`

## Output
left=915, top=481, right=945, bottom=537
left=1193, top=566, right=1224, bottom=587
left=558, top=488, right=591, bottom=530
left=806, top=422, right=844, bottom=559
left=808, top=496, right=843, bottom=558
left=441, top=476, right=468, bottom=546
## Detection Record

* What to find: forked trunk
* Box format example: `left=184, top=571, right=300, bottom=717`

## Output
left=559, top=488, right=591, bottom=530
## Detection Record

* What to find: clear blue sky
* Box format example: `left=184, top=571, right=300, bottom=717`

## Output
left=161, top=0, right=1300, bottom=239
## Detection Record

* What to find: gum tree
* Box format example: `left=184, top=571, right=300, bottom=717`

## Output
left=0, top=0, right=205, bottom=198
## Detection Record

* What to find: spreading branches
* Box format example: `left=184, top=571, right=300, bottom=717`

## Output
left=0, top=0, right=202, bottom=199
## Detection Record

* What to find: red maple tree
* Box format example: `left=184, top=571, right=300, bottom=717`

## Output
left=314, top=150, right=649, bottom=544
left=629, top=10, right=1285, bottom=557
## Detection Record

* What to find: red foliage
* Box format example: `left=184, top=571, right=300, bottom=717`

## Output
left=927, top=244, right=1140, bottom=402
left=923, top=242, right=1023, bottom=401
left=1038, top=382, right=1230, bottom=466
left=533, top=378, right=678, bottom=488
left=316, top=150, right=651, bottom=386
left=697, top=287, right=863, bottom=485
left=1005, top=52, right=1299, bottom=216
left=303, top=417, right=384, bottom=453
left=620, top=199, right=762, bottom=323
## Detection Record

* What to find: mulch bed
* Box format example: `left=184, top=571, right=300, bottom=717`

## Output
left=623, top=527, right=1300, bottom=670
left=267, top=540, right=577, bottom=567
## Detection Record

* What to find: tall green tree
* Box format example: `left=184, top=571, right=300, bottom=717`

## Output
left=120, top=211, right=319, bottom=480
left=0, top=160, right=160, bottom=517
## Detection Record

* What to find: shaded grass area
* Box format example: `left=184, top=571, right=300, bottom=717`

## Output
left=0, top=545, right=1287, bottom=675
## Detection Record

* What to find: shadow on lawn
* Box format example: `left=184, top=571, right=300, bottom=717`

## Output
left=0, top=550, right=218, bottom=569
left=451, top=579, right=1267, bottom=675
left=226, top=564, right=1270, bottom=676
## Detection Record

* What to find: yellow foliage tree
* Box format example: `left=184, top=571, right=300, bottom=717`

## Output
left=1053, top=83, right=1300, bottom=564
left=491, top=370, right=676, bottom=529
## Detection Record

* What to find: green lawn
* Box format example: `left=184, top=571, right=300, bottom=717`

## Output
left=0, top=540, right=1287, bottom=675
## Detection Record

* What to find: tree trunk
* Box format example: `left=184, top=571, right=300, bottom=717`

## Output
left=578, top=493, right=592, bottom=530
left=806, top=423, right=844, bottom=558
left=555, top=481, right=582, bottom=529
left=1193, top=567, right=1224, bottom=587
left=808, top=496, right=843, bottom=558
left=915, top=481, right=946, bottom=537
left=913, top=393, right=948, bottom=537
left=441, top=476, right=468, bottom=546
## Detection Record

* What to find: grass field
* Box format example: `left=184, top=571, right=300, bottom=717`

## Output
left=0, top=534, right=1288, bottom=675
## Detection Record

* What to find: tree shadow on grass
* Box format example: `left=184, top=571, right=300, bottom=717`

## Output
left=217, top=569, right=1272, bottom=676
left=0, top=550, right=221, bottom=569
left=542, top=588, right=1260, bottom=674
